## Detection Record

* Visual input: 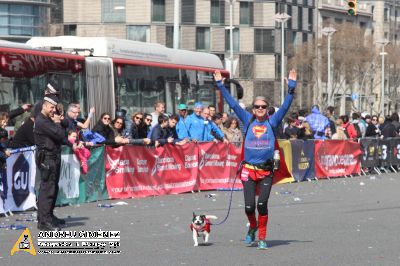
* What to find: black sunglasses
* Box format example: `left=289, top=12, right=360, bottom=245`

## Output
left=253, top=105, right=268, bottom=110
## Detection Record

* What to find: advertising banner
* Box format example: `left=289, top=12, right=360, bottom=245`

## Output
left=56, top=146, right=108, bottom=205
left=57, top=146, right=81, bottom=202
left=105, top=144, right=197, bottom=199
left=290, top=140, right=315, bottom=182
left=314, top=140, right=362, bottom=178
left=360, top=138, right=379, bottom=168
left=388, top=138, right=400, bottom=166
left=198, top=142, right=242, bottom=190
left=4, top=147, right=37, bottom=212
left=377, top=139, right=391, bottom=167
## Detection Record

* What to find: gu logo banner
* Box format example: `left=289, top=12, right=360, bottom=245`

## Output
left=12, top=154, right=30, bottom=207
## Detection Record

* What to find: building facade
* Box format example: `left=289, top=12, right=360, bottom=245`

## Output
left=371, top=0, right=400, bottom=114
left=0, top=0, right=51, bottom=42
left=316, top=0, right=400, bottom=115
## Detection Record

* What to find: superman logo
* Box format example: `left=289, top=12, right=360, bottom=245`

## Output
left=252, top=125, right=267, bottom=139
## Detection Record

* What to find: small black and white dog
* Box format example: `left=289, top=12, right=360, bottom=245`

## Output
left=190, top=213, right=218, bottom=246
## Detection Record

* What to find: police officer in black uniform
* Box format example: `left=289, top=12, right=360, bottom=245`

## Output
left=34, top=94, right=65, bottom=231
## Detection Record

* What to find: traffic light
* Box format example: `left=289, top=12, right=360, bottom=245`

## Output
left=348, top=0, right=357, bottom=16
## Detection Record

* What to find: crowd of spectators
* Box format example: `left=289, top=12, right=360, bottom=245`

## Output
left=2, top=97, right=400, bottom=159
left=279, top=105, right=400, bottom=141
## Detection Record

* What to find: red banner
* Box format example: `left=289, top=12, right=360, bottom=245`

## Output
left=104, top=142, right=298, bottom=199
left=105, top=144, right=197, bottom=199
left=197, top=143, right=243, bottom=190
left=314, top=140, right=362, bottom=178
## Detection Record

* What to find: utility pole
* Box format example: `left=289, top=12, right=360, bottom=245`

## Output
left=173, top=0, right=180, bottom=49
left=376, top=39, right=389, bottom=116
left=322, top=27, right=336, bottom=106
left=274, top=13, right=291, bottom=105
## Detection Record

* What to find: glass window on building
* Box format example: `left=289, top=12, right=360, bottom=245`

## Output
left=181, top=0, right=195, bottom=24
left=297, top=6, right=302, bottom=31
left=64, top=24, right=77, bottom=36
left=384, top=8, right=388, bottom=22
left=165, top=26, right=173, bottom=48
left=225, top=28, right=239, bottom=52
left=127, top=26, right=150, bottom=42
left=0, top=3, right=48, bottom=37
left=287, top=5, right=292, bottom=29
left=196, top=27, right=210, bottom=51
left=254, top=29, right=274, bottom=53
left=308, top=8, right=313, bottom=31
left=50, top=0, right=63, bottom=24
left=152, top=0, right=165, bottom=22
left=239, top=54, right=254, bottom=79
left=102, top=0, right=125, bottom=23
left=211, top=0, right=225, bottom=24
left=302, top=32, right=308, bottom=43
left=240, top=1, right=253, bottom=26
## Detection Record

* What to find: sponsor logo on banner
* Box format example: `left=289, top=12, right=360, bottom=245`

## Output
left=184, top=154, right=198, bottom=169
left=198, top=149, right=225, bottom=169
left=151, top=156, right=181, bottom=176
left=225, top=153, right=238, bottom=168
left=12, top=154, right=30, bottom=207
left=136, top=159, right=149, bottom=173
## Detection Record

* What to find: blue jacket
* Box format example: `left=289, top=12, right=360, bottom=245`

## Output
left=185, top=113, right=216, bottom=141
left=203, top=120, right=224, bottom=141
left=216, top=80, right=295, bottom=164
left=305, top=106, right=330, bottom=139
left=176, top=115, right=190, bottom=139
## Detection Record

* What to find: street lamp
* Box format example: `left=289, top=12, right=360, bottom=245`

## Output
left=376, top=39, right=389, bottom=116
left=173, top=0, right=180, bottom=49
left=322, top=27, right=336, bottom=106
left=274, top=13, right=291, bottom=105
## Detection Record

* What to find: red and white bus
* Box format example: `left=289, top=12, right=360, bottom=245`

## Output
left=0, top=36, right=230, bottom=124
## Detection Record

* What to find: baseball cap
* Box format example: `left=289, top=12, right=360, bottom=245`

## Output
left=178, top=103, right=187, bottom=110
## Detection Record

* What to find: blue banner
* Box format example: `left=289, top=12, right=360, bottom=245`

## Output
left=290, top=140, right=315, bottom=181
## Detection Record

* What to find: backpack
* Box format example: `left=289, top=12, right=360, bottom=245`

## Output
left=343, top=123, right=361, bottom=139
left=352, top=123, right=362, bottom=139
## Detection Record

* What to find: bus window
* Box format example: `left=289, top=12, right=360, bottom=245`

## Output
left=0, top=51, right=86, bottom=126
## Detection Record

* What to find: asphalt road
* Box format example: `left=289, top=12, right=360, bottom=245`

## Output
left=1, top=172, right=400, bottom=266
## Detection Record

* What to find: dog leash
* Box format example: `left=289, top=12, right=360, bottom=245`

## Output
left=210, top=161, right=243, bottom=226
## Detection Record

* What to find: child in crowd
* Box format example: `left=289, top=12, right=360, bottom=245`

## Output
left=68, top=130, right=90, bottom=174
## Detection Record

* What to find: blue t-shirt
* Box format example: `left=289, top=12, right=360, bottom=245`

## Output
left=216, top=80, right=295, bottom=164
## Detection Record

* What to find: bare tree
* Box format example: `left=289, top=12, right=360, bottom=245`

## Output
left=288, top=23, right=377, bottom=113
